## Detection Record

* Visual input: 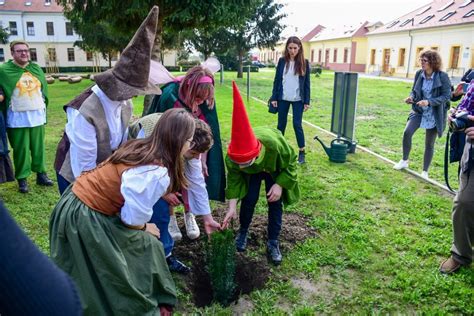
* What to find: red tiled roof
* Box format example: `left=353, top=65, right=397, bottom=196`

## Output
left=368, top=0, right=474, bottom=35
left=308, top=22, right=370, bottom=42
left=301, top=25, right=325, bottom=42
left=0, top=0, right=64, bottom=13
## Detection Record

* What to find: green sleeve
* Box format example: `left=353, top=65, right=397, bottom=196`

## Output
left=275, top=152, right=298, bottom=190
left=224, top=157, right=248, bottom=200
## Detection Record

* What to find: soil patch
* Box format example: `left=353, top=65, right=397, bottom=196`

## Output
left=173, top=210, right=318, bottom=307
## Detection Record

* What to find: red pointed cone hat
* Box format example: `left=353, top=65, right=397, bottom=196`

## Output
left=227, top=81, right=262, bottom=163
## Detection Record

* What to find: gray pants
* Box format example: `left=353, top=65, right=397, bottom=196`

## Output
left=402, top=113, right=438, bottom=172
left=451, top=140, right=474, bottom=265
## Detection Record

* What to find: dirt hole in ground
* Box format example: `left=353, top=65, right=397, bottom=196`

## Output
left=173, top=210, right=318, bottom=307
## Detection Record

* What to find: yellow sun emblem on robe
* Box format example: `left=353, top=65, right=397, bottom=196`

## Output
left=15, top=72, right=42, bottom=98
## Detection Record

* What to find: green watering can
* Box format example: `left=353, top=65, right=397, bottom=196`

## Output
left=314, top=136, right=352, bottom=163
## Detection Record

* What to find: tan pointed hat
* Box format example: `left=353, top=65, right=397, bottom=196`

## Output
left=94, top=6, right=161, bottom=101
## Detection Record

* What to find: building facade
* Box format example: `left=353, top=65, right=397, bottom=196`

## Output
left=366, top=0, right=474, bottom=78
left=0, top=0, right=177, bottom=71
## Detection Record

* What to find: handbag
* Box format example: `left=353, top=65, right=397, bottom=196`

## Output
left=268, top=100, right=278, bottom=114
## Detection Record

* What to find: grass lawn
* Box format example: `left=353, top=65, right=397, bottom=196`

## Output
left=0, top=72, right=472, bottom=314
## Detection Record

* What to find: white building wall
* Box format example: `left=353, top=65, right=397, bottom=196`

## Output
left=367, top=24, right=474, bottom=78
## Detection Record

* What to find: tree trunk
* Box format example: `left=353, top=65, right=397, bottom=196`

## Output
left=108, top=52, right=112, bottom=68
left=237, top=51, right=243, bottom=79
left=142, top=13, right=163, bottom=116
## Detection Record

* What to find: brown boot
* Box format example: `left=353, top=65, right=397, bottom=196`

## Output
left=439, top=256, right=463, bottom=274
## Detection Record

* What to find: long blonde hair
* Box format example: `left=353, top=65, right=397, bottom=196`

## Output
left=108, top=108, right=195, bottom=192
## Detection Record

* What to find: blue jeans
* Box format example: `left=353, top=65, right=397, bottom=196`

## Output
left=277, top=100, right=305, bottom=149
left=56, top=171, right=71, bottom=195
left=150, top=198, right=173, bottom=257
left=239, top=172, right=283, bottom=240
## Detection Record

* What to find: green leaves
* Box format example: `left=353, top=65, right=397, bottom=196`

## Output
left=206, top=229, right=236, bottom=306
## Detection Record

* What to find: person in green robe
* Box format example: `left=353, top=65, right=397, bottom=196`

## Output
left=223, top=82, right=300, bottom=265
left=148, top=66, right=226, bottom=202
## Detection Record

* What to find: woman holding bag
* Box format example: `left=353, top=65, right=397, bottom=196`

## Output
left=270, top=36, right=311, bottom=164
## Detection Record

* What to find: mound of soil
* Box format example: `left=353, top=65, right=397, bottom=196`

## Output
left=173, top=210, right=318, bottom=307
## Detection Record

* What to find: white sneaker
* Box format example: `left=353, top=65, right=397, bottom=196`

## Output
left=421, top=171, right=429, bottom=179
left=184, top=212, right=200, bottom=240
left=393, top=160, right=409, bottom=170
left=168, top=215, right=182, bottom=241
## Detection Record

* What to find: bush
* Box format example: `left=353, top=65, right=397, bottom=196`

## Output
left=177, top=60, right=200, bottom=67
left=206, top=229, right=236, bottom=306
left=165, top=66, right=181, bottom=72
left=42, top=66, right=108, bottom=73
left=242, top=65, right=259, bottom=73
left=311, top=66, right=323, bottom=77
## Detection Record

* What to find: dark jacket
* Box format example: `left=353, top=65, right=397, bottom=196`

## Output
left=410, top=69, right=451, bottom=137
left=271, top=57, right=310, bottom=105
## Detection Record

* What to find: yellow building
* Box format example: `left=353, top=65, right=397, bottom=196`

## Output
left=366, top=0, right=474, bottom=78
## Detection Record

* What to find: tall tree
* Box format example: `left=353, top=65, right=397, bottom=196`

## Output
left=57, top=0, right=256, bottom=114
left=0, top=27, right=9, bottom=44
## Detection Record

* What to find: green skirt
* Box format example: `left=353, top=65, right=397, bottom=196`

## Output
left=49, top=187, right=177, bottom=315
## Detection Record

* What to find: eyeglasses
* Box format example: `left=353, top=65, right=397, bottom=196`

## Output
left=420, top=58, right=429, bottom=63
left=186, top=138, right=195, bottom=148
left=14, top=50, right=29, bottom=54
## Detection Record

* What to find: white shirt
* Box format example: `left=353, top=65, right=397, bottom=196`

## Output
left=120, top=165, right=170, bottom=226
left=137, top=127, right=211, bottom=216
left=65, top=85, right=130, bottom=178
left=185, top=157, right=211, bottom=216
left=282, top=61, right=301, bottom=102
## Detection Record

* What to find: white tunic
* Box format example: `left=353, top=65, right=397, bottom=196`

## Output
left=65, top=85, right=130, bottom=178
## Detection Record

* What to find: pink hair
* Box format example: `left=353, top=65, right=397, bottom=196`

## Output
left=178, top=66, right=215, bottom=111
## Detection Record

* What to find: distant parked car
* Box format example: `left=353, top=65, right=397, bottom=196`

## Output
left=252, top=61, right=266, bottom=68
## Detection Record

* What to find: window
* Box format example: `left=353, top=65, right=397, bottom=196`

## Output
left=463, top=9, right=474, bottom=18
left=86, top=51, right=93, bottom=61
left=459, top=0, right=472, bottom=8
left=333, top=48, right=337, bottom=63
left=415, top=47, right=424, bottom=66
left=416, top=6, right=431, bottom=15
left=419, top=15, right=434, bottom=24
left=386, top=20, right=399, bottom=28
left=0, top=48, right=4, bottom=62
left=67, top=48, right=75, bottom=62
left=46, top=22, right=54, bottom=36
left=437, top=0, right=454, bottom=11
left=440, top=11, right=456, bottom=21
left=399, top=18, right=414, bottom=27
left=370, top=49, right=376, bottom=65
left=450, top=46, right=460, bottom=68
left=48, top=48, right=57, bottom=62
left=398, top=48, right=406, bottom=67
left=0, top=0, right=5, bottom=5
left=45, top=0, right=51, bottom=5
left=26, top=21, right=34, bottom=36
left=343, top=48, right=349, bottom=63
left=29, top=48, right=37, bottom=61
left=318, top=49, right=322, bottom=63
left=25, top=1, right=32, bottom=6
left=310, top=49, right=314, bottom=63
left=9, top=21, right=17, bottom=35
left=65, top=22, right=73, bottom=36
left=431, top=46, right=439, bottom=51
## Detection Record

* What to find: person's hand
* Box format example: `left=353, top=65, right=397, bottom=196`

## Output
left=405, top=96, right=414, bottom=104
left=145, top=223, right=160, bottom=238
left=222, top=209, right=237, bottom=229
left=202, top=214, right=221, bottom=235
left=267, top=183, right=282, bottom=202
left=303, top=104, right=310, bottom=112
left=453, top=83, right=465, bottom=97
left=163, top=192, right=182, bottom=206
left=271, top=101, right=278, bottom=107
left=466, top=127, right=474, bottom=140
left=416, top=100, right=429, bottom=107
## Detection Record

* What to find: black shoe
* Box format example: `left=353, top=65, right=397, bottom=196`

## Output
left=298, top=151, right=306, bottom=164
left=267, top=240, right=282, bottom=265
left=166, top=256, right=190, bottom=274
left=18, top=179, right=28, bottom=194
left=235, top=230, right=248, bottom=252
left=36, top=173, right=54, bottom=186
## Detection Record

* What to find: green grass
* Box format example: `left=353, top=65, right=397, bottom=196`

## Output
left=1, top=72, right=472, bottom=314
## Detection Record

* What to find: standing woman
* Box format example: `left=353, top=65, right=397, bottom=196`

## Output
left=270, top=36, right=311, bottom=164
left=393, top=50, right=451, bottom=179
left=50, top=108, right=195, bottom=315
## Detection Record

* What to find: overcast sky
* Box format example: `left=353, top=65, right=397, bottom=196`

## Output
left=277, top=0, right=432, bottom=36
